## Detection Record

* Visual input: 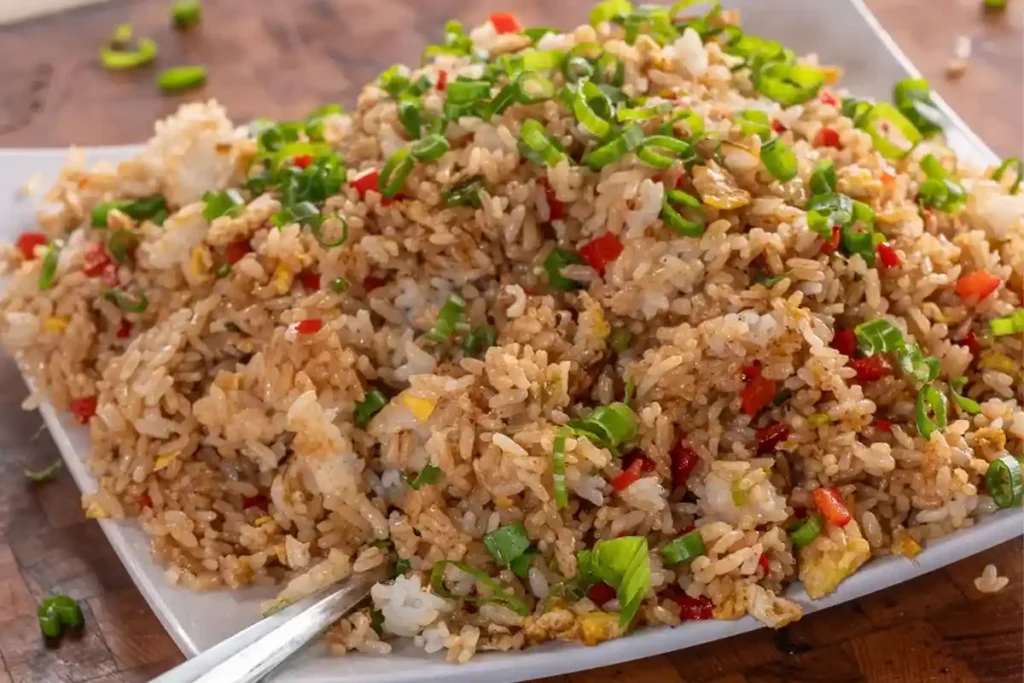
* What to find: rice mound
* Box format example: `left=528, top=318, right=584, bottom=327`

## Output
left=2, top=3, right=1022, bottom=663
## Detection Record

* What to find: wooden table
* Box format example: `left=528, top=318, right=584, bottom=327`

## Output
left=0, top=1, right=1021, bottom=681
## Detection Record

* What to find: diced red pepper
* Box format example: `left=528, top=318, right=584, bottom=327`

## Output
left=812, top=486, right=852, bottom=526
left=296, top=319, right=323, bottom=335
left=363, top=272, right=388, bottom=292
left=297, top=271, right=320, bottom=290
left=611, top=457, right=646, bottom=491
left=740, top=364, right=761, bottom=382
left=956, top=270, right=1001, bottom=303
left=225, top=240, right=251, bottom=265
left=243, top=494, right=269, bottom=510
left=670, top=439, right=700, bottom=489
left=291, top=154, right=313, bottom=169
left=820, top=225, right=841, bottom=254
left=831, top=329, right=857, bottom=357
left=436, top=70, right=448, bottom=91
left=70, top=396, right=98, bottom=425
left=815, top=127, right=842, bottom=149
left=116, top=319, right=132, bottom=339
left=758, top=553, right=771, bottom=572
left=538, top=178, right=564, bottom=221
left=850, top=355, right=893, bottom=382
left=586, top=582, right=617, bottom=606
left=623, top=452, right=656, bottom=473
left=350, top=169, right=393, bottom=205
left=819, top=91, right=839, bottom=107
left=138, top=494, right=153, bottom=509
left=956, top=330, right=981, bottom=356
left=578, top=232, right=624, bottom=276
left=489, top=11, right=522, bottom=34
left=15, top=232, right=48, bottom=260
left=674, top=173, right=689, bottom=190
left=755, top=422, right=790, bottom=454
left=82, top=243, right=112, bottom=277
left=880, top=170, right=896, bottom=187
left=672, top=593, right=714, bottom=621
left=875, top=418, right=893, bottom=432
left=771, top=120, right=787, bottom=134
left=876, top=242, right=902, bottom=268
left=741, top=374, right=777, bottom=417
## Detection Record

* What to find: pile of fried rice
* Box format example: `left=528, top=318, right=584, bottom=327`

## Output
left=2, top=1, right=1021, bottom=663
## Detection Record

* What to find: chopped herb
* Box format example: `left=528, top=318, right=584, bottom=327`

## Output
left=171, top=0, right=202, bottom=29
left=24, top=459, right=63, bottom=482
left=355, top=390, right=387, bottom=428
left=404, top=464, right=442, bottom=490
left=158, top=65, right=207, bottom=92
left=430, top=560, right=529, bottom=615
left=463, top=324, right=497, bottom=356
left=37, top=595, right=83, bottom=638
left=483, top=521, right=532, bottom=567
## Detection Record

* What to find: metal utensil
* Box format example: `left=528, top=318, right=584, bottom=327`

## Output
left=151, top=565, right=389, bottom=683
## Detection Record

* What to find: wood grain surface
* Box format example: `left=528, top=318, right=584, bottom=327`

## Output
left=0, top=1, right=1021, bottom=682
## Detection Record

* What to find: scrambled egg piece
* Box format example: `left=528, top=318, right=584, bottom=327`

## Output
left=579, top=612, right=622, bottom=646
left=399, top=394, right=436, bottom=422
left=798, top=520, right=872, bottom=599
left=43, top=317, right=69, bottom=334
left=746, top=584, right=803, bottom=628
left=692, top=161, right=752, bottom=210
left=524, top=608, right=623, bottom=647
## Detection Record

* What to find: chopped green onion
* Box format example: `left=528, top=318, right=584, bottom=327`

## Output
left=355, top=390, right=387, bottom=428
left=737, top=110, right=772, bottom=141
left=661, top=529, right=706, bottom=565
left=579, top=536, right=651, bottom=627
left=571, top=81, right=614, bottom=138
left=985, top=455, right=1023, bottom=509
left=756, top=63, right=824, bottom=106
left=567, top=402, right=638, bottom=452
left=760, top=138, right=798, bottom=181
left=311, top=216, right=348, bottom=249
left=158, top=65, right=207, bottom=92
left=304, top=104, right=344, bottom=141
left=616, top=103, right=671, bottom=122
left=916, top=384, right=948, bottom=439
left=789, top=513, right=823, bottom=548
left=508, top=50, right=565, bottom=73
left=543, top=247, right=584, bottom=291
left=171, top=0, right=202, bottom=29
left=990, top=309, right=1024, bottom=336
left=552, top=427, right=570, bottom=509
left=24, top=459, right=62, bottom=482
left=609, top=328, right=633, bottom=354
left=564, top=56, right=595, bottom=82
left=623, top=375, right=636, bottom=405
left=582, top=123, right=645, bottom=170
left=430, top=560, right=529, bottom=616
left=518, top=120, right=568, bottom=167
left=483, top=521, right=532, bottom=567
left=410, top=134, right=449, bottom=162
left=892, top=77, right=943, bottom=137
left=858, top=101, right=922, bottom=160
left=514, top=72, right=556, bottom=104
left=393, top=558, right=411, bottom=577
left=855, top=318, right=905, bottom=356
left=984, top=0, right=1009, bottom=11
left=397, top=99, right=423, bottom=138
left=378, top=148, right=414, bottom=198
left=39, top=242, right=62, bottom=291
left=330, top=277, right=349, bottom=293
left=37, top=595, right=83, bottom=638
left=949, top=376, right=981, bottom=415
left=102, top=289, right=148, bottom=313
left=658, top=109, right=704, bottom=138
left=772, top=388, right=793, bottom=406
left=753, top=271, right=789, bottom=288
left=661, top=189, right=704, bottom=237
left=442, top=176, right=486, bottom=208
left=637, top=135, right=694, bottom=170
left=404, top=464, right=442, bottom=490
left=590, top=0, right=633, bottom=25
left=447, top=79, right=492, bottom=104
left=424, top=294, right=466, bottom=343
left=370, top=608, right=385, bottom=634
left=423, top=20, right=473, bottom=60
left=463, top=324, right=497, bottom=356
left=215, top=262, right=231, bottom=278
left=271, top=201, right=321, bottom=229
left=202, top=189, right=245, bottom=222
left=107, top=229, right=140, bottom=264
left=809, top=159, right=837, bottom=196
left=918, top=155, right=967, bottom=213
left=992, top=158, right=1022, bottom=194
left=92, top=195, right=168, bottom=226
left=510, top=549, right=537, bottom=579
left=523, top=27, right=557, bottom=44
left=100, top=37, right=158, bottom=70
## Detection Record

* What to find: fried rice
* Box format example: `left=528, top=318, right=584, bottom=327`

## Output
left=2, top=1, right=1022, bottom=663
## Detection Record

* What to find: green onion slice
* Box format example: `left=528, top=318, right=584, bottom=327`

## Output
left=898, top=342, right=940, bottom=384
left=990, top=309, right=1024, bottom=337
left=483, top=521, right=532, bottom=566
left=617, top=103, right=671, bottom=122
left=579, top=536, right=651, bottom=627
left=404, top=465, right=442, bottom=490
left=859, top=101, right=922, bottom=160
left=355, top=390, right=387, bottom=428
left=102, top=289, right=148, bottom=313
left=24, top=459, right=63, bottom=482
left=158, top=65, right=207, bottom=92
left=809, top=159, right=837, bottom=196
left=523, top=27, right=557, bottom=44
left=761, top=138, right=798, bottom=181
left=92, top=195, right=168, bottom=226
left=567, top=402, right=638, bottom=452
left=424, top=294, right=466, bottom=343
left=590, top=0, right=633, bottom=25
left=855, top=318, right=905, bottom=356
left=447, top=79, right=492, bottom=104
left=756, top=63, right=824, bottom=106
left=39, top=241, right=62, bottom=291
left=737, top=110, right=772, bottom=141
left=100, top=37, right=158, bottom=70
left=171, top=0, right=202, bottom=29
left=552, top=427, right=570, bottom=509
left=423, top=20, right=473, bottom=60
left=609, top=328, right=633, bottom=354
left=510, top=549, right=537, bottom=580
left=985, top=455, right=1023, bottom=509
left=892, top=77, right=943, bottom=137
left=442, top=176, right=486, bottom=208
left=397, top=99, right=423, bottom=139
left=753, top=270, right=789, bottom=288
left=202, top=189, right=246, bottom=222
left=916, top=383, right=948, bottom=439
left=430, top=560, right=529, bottom=616
left=582, top=123, right=645, bottom=170
left=790, top=513, right=823, bottom=548
left=992, top=158, right=1022, bottom=194
left=661, top=189, right=704, bottom=237
left=637, top=135, right=693, bottom=170
left=410, top=134, right=449, bottom=162
left=311, top=216, right=348, bottom=249
left=37, top=595, right=83, bottom=638
left=518, top=120, right=568, bottom=167
left=463, top=324, right=497, bottom=356
left=271, top=201, right=321, bottom=229
left=330, top=277, right=349, bottom=293
left=661, top=529, right=706, bottom=565
left=949, top=376, right=981, bottom=415
left=543, top=247, right=584, bottom=291
left=919, top=155, right=967, bottom=213
left=571, top=82, right=614, bottom=138
left=107, top=229, right=140, bottom=264
left=378, top=148, right=414, bottom=198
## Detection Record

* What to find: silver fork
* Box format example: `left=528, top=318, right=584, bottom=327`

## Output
left=151, top=565, right=389, bottom=683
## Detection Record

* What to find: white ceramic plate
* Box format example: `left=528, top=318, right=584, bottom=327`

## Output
left=2, top=1, right=1021, bottom=681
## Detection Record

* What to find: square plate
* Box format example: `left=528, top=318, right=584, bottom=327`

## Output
left=1, top=1, right=1020, bottom=681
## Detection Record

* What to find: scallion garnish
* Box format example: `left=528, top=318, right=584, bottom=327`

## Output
left=789, top=513, right=824, bottom=548
left=566, top=402, right=638, bottom=452
left=854, top=101, right=922, bottom=160
left=571, top=81, right=614, bottom=138
left=311, top=216, right=348, bottom=249
left=760, top=138, right=798, bottom=181
left=892, top=77, right=943, bottom=137
left=430, top=560, right=529, bottom=616
left=756, top=63, right=825, bottom=106
left=36, top=595, right=83, bottom=639
left=442, top=176, right=486, bottom=208
left=422, top=20, right=473, bottom=60
left=424, top=294, right=466, bottom=343
left=658, top=109, right=704, bottom=138
left=410, top=134, right=450, bottom=162
left=854, top=318, right=905, bottom=356
left=171, top=0, right=202, bottom=30
left=404, top=464, right=442, bottom=490
left=809, top=159, right=837, bottom=196
left=397, top=99, right=424, bottom=138
left=330, top=277, right=349, bottom=293
left=661, top=189, right=704, bottom=237
left=609, top=328, right=633, bottom=354
left=552, top=427, right=570, bottom=509
left=897, top=342, right=940, bottom=383
left=447, top=79, right=492, bottom=104
left=915, top=383, right=948, bottom=439
left=949, top=376, right=981, bottom=415
left=39, top=241, right=62, bottom=291
left=215, top=262, right=231, bottom=278
left=518, top=120, right=568, bottom=167
left=985, top=455, right=1023, bottom=509
left=576, top=536, right=651, bottom=627
left=483, top=521, right=532, bottom=567
left=271, top=201, right=321, bottom=229
left=582, top=123, right=645, bottom=169
left=543, top=247, right=584, bottom=291
left=918, top=154, right=967, bottom=213
left=92, top=195, right=168, bottom=227
left=158, top=65, right=207, bottom=92
left=102, top=289, right=148, bottom=313
left=355, top=390, right=387, bottom=428
left=106, top=229, right=140, bottom=264
left=24, top=459, right=63, bottom=482
left=523, top=26, right=557, bottom=44
left=202, top=189, right=245, bottom=222
left=100, top=24, right=157, bottom=70
left=661, top=529, right=706, bottom=565
left=737, top=110, right=772, bottom=141
left=991, top=158, right=1022, bottom=194
left=990, top=309, right=1024, bottom=336
left=753, top=271, right=789, bottom=288
left=637, top=135, right=694, bottom=170
left=378, top=148, right=414, bottom=198
left=463, top=324, right=497, bottom=356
